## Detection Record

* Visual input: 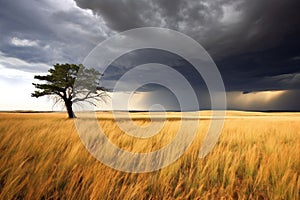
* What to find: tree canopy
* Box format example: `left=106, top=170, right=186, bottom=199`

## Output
left=32, top=63, right=107, bottom=118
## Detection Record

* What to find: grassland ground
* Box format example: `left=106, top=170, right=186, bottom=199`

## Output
left=0, top=111, right=299, bottom=199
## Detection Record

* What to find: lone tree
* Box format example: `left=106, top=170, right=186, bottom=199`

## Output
left=32, top=63, right=107, bottom=118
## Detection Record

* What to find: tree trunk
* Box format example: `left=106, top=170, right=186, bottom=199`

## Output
left=65, top=100, right=75, bottom=118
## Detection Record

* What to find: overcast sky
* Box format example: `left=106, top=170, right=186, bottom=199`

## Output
left=0, top=0, right=299, bottom=111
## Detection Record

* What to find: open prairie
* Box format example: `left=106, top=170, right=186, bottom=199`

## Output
left=0, top=111, right=299, bottom=199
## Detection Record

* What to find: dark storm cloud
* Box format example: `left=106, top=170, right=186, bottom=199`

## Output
left=74, top=0, right=153, bottom=31
left=101, top=49, right=207, bottom=91
left=75, top=0, right=299, bottom=55
left=218, top=41, right=300, bottom=92
left=75, top=0, right=300, bottom=94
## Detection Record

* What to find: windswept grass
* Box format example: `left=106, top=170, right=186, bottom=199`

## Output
left=0, top=112, right=299, bottom=199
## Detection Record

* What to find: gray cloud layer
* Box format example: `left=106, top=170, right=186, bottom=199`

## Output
left=0, top=0, right=112, bottom=71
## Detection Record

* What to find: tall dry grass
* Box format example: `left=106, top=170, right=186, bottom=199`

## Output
left=0, top=112, right=299, bottom=199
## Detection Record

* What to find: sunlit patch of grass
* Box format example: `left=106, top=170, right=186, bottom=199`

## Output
left=0, top=112, right=299, bottom=199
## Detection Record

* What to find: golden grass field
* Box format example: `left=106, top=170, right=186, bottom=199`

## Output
left=0, top=111, right=299, bottom=199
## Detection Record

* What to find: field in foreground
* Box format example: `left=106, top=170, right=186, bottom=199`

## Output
left=0, top=111, right=299, bottom=199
